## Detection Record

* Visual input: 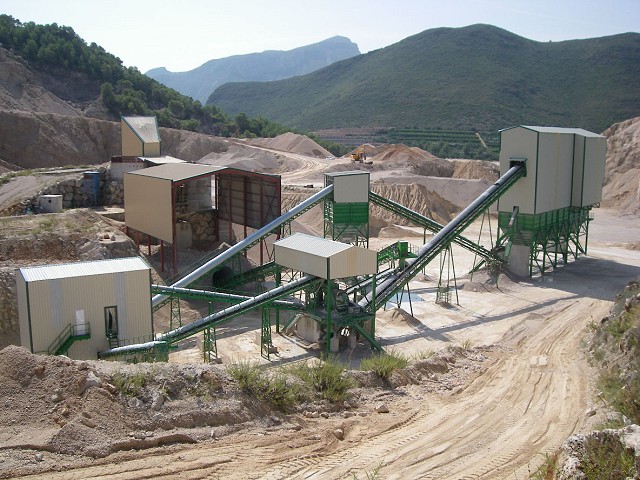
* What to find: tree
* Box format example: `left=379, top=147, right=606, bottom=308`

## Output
left=168, top=99, right=185, bottom=118
left=100, top=82, right=117, bottom=110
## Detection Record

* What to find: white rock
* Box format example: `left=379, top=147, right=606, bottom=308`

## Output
left=78, top=371, right=102, bottom=394
left=151, top=392, right=164, bottom=411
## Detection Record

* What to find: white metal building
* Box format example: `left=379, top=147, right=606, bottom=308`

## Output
left=496, top=126, right=606, bottom=276
left=497, top=126, right=606, bottom=215
left=16, top=257, right=153, bottom=360
left=274, top=233, right=377, bottom=279
left=121, top=116, right=161, bottom=157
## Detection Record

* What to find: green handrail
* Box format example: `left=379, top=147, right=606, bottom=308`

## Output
left=48, top=323, right=91, bottom=356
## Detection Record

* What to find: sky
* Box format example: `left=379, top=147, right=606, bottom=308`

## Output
left=1, top=0, right=638, bottom=73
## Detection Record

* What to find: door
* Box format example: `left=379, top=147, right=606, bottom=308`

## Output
left=75, top=309, right=86, bottom=335
left=104, top=306, right=118, bottom=339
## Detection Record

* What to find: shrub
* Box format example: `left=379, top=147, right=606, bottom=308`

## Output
left=228, top=361, right=301, bottom=412
left=360, top=351, right=408, bottom=379
left=111, top=371, right=147, bottom=397
left=581, top=434, right=636, bottom=480
left=529, top=451, right=559, bottom=480
left=288, top=356, right=354, bottom=402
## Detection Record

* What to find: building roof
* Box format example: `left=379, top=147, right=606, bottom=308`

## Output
left=122, top=116, right=160, bottom=144
left=126, top=163, right=224, bottom=182
left=139, top=156, right=186, bottom=165
left=274, top=233, right=352, bottom=258
left=325, top=171, right=370, bottom=178
left=19, top=257, right=150, bottom=282
left=501, top=125, right=604, bottom=138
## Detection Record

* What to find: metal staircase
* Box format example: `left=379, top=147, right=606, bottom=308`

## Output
left=48, top=323, right=91, bottom=356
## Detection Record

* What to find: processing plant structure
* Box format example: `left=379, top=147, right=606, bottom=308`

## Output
left=16, top=121, right=607, bottom=362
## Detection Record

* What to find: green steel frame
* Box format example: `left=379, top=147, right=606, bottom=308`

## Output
left=498, top=205, right=593, bottom=276
left=323, top=201, right=370, bottom=247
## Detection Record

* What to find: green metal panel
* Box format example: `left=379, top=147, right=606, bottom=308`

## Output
left=331, top=203, right=369, bottom=224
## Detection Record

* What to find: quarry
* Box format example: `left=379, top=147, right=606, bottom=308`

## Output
left=0, top=115, right=639, bottom=480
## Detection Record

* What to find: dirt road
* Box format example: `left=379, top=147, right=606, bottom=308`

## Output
left=21, top=232, right=637, bottom=479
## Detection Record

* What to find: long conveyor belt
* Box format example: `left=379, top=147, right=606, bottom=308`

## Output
left=360, top=164, right=525, bottom=312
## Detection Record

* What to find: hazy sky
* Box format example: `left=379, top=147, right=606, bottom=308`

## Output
left=1, top=0, right=638, bottom=73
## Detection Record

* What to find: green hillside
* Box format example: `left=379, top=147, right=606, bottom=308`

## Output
left=208, top=24, right=640, bottom=133
left=0, top=15, right=291, bottom=139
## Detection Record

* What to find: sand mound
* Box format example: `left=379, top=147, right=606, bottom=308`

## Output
left=602, top=116, right=640, bottom=215
left=377, top=307, right=423, bottom=328
left=451, top=159, right=499, bottom=182
left=248, top=132, right=331, bottom=158
left=378, top=226, right=424, bottom=238
left=371, top=183, right=458, bottom=225
left=199, top=140, right=295, bottom=174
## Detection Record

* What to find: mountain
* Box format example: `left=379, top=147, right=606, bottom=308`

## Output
left=146, top=36, right=360, bottom=104
left=207, top=24, right=640, bottom=133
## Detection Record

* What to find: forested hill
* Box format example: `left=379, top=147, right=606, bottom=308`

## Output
left=0, top=15, right=293, bottom=139
left=146, top=36, right=360, bottom=104
left=207, top=24, right=640, bottom=133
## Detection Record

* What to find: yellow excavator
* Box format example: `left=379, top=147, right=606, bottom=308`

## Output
left=350, top=145, right=366, bottom=162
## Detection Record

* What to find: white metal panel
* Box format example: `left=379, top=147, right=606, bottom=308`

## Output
left=275, top=244, right=328, bottom=278
left=275, top=234, right=351, bottom=258
left=275, top=234, right=377, bottom=279
left=140, top=156, right=186, bottom=165
left=124, top=173, right=173, bottom=242
left=578, top=136, right=606, bottom=206
left=498, top=127, right=538, bottom=215
left=128, top=163, right=221, bottom=182
left=23, top=267, right=152, bottom=360
left=536, top=132, right=573, bottom=213
left=571, top=135, right=586, bottom=207
left=330, top=172, right=370, bottom=203
left=329, top=246, right=377, bottom=279
left=16, top=271, right=30, bottom=350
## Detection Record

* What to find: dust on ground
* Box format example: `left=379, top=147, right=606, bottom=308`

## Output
left=1, top=129, right=640, bottom=478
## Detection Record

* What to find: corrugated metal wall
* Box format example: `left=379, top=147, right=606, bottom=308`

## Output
left=498, top=127, right=538, bottom=215
left=122, top=125, right=143, bottom=157
left=329, top=247, right=377, bottom=279
left=332, top=174, right=369, bottom=203
left=124, top=174, right=173, bottom=242
left=19, top=269, right=152, bottom=360
left=536, top=132, right=574, bottom=214
left=576, top=136, right=606, bottom=207
left=16, top=272, right=30, bottom=351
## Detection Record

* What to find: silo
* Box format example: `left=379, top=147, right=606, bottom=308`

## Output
left=497, top=126, right=606, bottom=276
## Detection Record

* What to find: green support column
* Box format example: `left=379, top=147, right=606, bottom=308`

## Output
left=169, top=296, right=181, bottom=330
left=203, top=301, right=218, bottom=363
left=261, top=306, right=273, bottom=360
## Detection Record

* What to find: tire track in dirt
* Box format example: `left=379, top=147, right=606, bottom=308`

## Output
left=282, top=298, right=606, bottom=479
left=18, top=298, right=607, bottom=480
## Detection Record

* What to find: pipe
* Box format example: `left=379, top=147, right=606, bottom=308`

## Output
left=151, top=284, right=303, bottom=308
left=152, top=184, right=334, bottom=307
left=157, top=274, right=317, bottom=342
